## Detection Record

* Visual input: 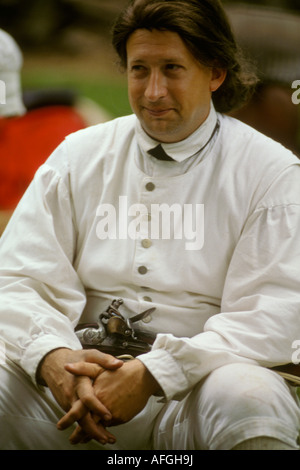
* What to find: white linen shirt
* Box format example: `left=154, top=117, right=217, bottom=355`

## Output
left=1, top=109, right=300, bottom=402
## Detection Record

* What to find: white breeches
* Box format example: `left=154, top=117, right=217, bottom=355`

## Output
left=0, top=358, right=299, bottom=450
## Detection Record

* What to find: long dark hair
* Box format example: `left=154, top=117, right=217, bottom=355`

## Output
left=112, top=0, right=258, bottom=113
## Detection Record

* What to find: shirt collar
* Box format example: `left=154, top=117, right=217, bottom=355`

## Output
left=135, top=102, right=218, bottom=163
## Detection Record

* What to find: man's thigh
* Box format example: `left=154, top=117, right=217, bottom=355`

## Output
left=154, top=363, right=300, bottom=450
left=0, top=357, right=163, bottom=450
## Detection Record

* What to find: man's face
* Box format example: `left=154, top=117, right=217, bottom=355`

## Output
left=127, top=29, right=225, bottom=143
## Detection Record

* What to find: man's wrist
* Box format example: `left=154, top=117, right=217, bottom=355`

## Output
left=36, top=347, right=71, bottom=386
left=137, top=359, right=162, bottom=397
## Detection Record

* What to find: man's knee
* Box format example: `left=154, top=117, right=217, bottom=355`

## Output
left=193, top=362, right=300, bottom=449
left=200, top=363, right=286, bottom=418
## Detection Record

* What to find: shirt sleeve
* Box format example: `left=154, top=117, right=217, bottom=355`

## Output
left=139, top=164, right=300, bottom=402
left=0, top=141, right=84, bottom=385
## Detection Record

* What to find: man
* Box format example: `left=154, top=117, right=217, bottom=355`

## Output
left=0, top=0, right=300, bottom=450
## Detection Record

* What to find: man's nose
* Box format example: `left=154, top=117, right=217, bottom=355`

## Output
left=144, top=70, right=167, bottom=101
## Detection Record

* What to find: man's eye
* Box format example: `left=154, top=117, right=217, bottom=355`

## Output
left=166, top=64, right=181, bottom=71
left=131, top=65, right=146, bottom=72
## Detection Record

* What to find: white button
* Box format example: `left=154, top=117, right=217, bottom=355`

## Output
left=142, top=239, right=152, bottom=248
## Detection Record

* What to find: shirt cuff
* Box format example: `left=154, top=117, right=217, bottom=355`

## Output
left=20, top=333, right=82, bottom=387
left=138, top=348, right=190, bottom=402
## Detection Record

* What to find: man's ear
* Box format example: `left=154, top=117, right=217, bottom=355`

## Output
left=210, top=68, right=227, bottom=92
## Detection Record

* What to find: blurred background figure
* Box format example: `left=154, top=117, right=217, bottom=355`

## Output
left=224, top=3, right=300, bottom=156
left=0, top=27, right=111, bottom=235
left=0, top=27, right=26, bottom=118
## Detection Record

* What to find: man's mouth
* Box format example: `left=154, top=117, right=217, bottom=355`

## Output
left=143, top=107, right=173, bottom=117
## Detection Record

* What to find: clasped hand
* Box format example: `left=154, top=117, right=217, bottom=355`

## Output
left=39, top=348, right=159, bottom=446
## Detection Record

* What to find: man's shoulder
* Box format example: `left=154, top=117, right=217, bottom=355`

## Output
left=52, top=114, right=138, bottom=180
left=218, top=113, right=299, bottom=166
left=43, top=114, right=137, bottom=179
left=65, top=114, right=137, bottom=147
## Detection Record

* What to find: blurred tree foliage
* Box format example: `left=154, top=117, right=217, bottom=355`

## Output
left=0, top=0, right=300, bottom=47
left=0, top=0, right=128, bottom=49
left=0, top=0, right=299, bottom=50
left=222, top=0, right=300, bottom=11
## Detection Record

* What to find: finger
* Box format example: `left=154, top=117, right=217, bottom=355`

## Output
left=83, top=350, right=124, bottom=369
left=57, top=378, right=112, bottom=430
left=65, top=361, right=102, bottom=379
left=77, top=434, right=93, bottom=445
left=76, top=376, right=112, bottom=420
left=57, top=399, right=87, bottom=431
left=69, top=416, right=116, bottom=446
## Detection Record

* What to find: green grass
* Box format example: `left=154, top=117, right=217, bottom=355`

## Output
left=22, top=69, right=132, bottom=118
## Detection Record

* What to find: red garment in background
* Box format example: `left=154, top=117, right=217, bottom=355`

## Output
left=0, top=105, right=86, bottom=210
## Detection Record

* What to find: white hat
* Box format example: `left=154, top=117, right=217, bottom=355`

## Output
left=0, top=28, right=26, bottom=117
